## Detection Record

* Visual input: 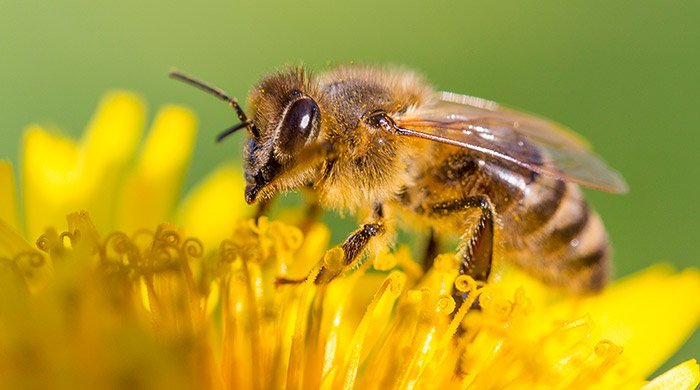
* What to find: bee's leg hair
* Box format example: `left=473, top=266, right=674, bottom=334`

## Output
left=254, top=195, right=276, bottom=219
left=428, top=195, right=494, bottom=310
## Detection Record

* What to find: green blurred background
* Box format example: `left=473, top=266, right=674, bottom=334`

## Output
left=1, top=0, right=698, bottom=374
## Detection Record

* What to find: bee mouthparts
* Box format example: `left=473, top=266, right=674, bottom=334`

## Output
left=245, top=185, right=260, bottom=204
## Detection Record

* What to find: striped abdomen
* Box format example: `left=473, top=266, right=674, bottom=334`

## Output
left=493, top=165, right=611, bottom=292
left=403, top=149, right=611, bottom=293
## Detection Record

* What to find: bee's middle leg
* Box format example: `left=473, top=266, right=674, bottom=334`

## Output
left=314, top=205, right=385, bottom=284
left=277, top=203, right=386, bottom=286
left=428, top=195, right=495, bottom=309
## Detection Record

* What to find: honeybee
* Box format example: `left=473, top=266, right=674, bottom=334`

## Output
left=171, top=65, right=627, bottom=304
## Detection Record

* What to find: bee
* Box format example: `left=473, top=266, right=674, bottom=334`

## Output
left=170, top=65, right=627, bottom=305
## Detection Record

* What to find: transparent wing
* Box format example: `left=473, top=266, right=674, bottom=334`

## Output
left=394, top=92, right=628, bottom=193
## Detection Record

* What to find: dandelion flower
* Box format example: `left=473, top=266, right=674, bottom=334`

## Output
left=0, top=92, right=698, bottom=389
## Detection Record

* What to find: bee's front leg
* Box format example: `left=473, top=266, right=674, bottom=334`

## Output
left=428, top=195, right=495, bottom=309
left=255, top=186, right=321, bottom=235
left=422, top=228, right=440, bottom=272
left=299, top=186, right=322, bottom=233
left=254, top=196, right=276, bottom=219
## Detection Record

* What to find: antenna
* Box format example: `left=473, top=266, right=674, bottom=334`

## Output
left=169, top=69, right=260, bottom=140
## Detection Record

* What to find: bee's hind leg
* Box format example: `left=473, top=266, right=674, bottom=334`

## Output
left=428, top=195, right=495, bottom=311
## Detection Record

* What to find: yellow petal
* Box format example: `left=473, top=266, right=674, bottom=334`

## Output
left=116, top=105, right=196, bottom=233
left=79, top=91, right=145, bottom=230
left=642, top=359, right=700, bottom=390
left=22, top=125, right=80, bottom=240
left=0, top=217, right=33, bottom=258
left=22, top=92, right=145, bottom=239
left=0, top=161, right=19, bottom=231
left=82, top=91, right=145, bottom=164
left=561, top=266, right=700, bottom=379
left=177, top=164, right=252, bottom=250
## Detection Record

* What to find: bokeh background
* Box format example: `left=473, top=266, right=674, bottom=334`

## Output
left=1, top=0, right=697, bottom=374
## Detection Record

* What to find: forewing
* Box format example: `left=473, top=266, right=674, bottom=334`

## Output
left=394, top=92, right=628, bottom=193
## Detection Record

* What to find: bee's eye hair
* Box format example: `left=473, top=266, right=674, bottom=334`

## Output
left=277, top=97, right=320, bottom=153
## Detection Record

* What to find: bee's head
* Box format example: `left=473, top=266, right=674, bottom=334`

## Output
left=169, top=68, right=324, bottom=204
left=243, top=68, right=324, bottom=203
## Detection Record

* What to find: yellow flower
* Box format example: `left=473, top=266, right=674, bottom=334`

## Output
left=0, top=92, right=698, bottom=389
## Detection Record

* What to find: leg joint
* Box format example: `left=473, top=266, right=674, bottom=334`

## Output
left=362, top=222, right=384, bottom=237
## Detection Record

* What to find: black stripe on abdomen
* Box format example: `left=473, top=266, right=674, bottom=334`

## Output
left=518, top=175, right=566, bottom=235
left=559, top=243, right=610, bottom=292
left=542, top=201, right=591, bottom=253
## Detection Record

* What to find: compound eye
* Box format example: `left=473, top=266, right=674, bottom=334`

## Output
left=277, top=97, right=320, bottom=153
